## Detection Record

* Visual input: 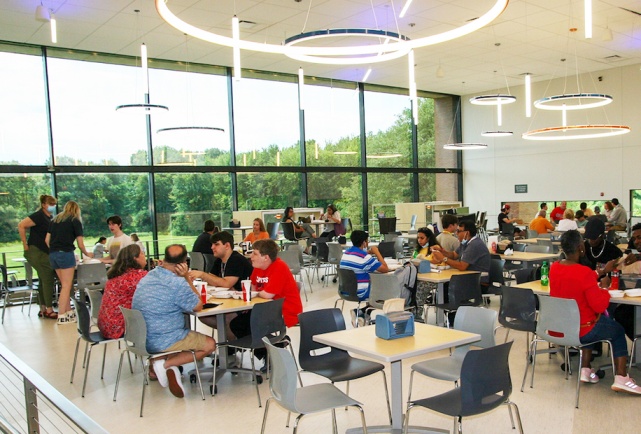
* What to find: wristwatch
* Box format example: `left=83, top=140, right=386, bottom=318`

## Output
left=443, top=257, right=448, bottom=263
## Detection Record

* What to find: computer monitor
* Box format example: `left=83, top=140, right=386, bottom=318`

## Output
left=457, top=213, right=476, bottom=224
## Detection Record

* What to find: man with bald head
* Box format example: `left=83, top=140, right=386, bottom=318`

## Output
left=133, top=244, right=215, bottom=399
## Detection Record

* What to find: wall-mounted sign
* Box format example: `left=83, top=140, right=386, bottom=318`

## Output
left=514, top=184, right=528, bottom=194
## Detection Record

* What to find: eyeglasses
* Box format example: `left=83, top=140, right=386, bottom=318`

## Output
left=456, top=229, right=468, bottom=233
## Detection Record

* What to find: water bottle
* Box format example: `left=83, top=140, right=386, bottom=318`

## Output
left=541, top=261, right=549, bottom=287
left=611, top=269, right=620, bottom=290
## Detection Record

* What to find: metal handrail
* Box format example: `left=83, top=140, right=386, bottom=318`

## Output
left=0, top=342, right=107, bottom=434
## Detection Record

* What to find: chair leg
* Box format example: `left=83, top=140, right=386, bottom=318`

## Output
left=380, top=369, right=392, bottom=425
left=575, top=349, right=583, bottom=408
left=403, top=404, right=413, bottom=434
left=113, top=350, right=126, bottom=401
left=260, top=397, right=272, bottom=434
left=212, top=350, right=219, bottom=396
left=70, top=337, right=82, bottom=383
left=407, top=370, right=416, bottom=404
left=355, top=404, right=368, bottom=434
left=249, top=350, right=262, bottom=407
left=292, top=413, right=305, bottom=434
left=101, top=344, right=108, bottom=379
left=190, top=350, right=206, bottom=400
left=507, top=401, right=524, bottom=434
left=81, top=344, right=93, bottom=397
left=331, top=408, right=337, bottom=434
left=140, top=359, right=148, bottom=417
left=521, top=339, right=536, bottom=392
left=630, top=338, right=637, bottom=372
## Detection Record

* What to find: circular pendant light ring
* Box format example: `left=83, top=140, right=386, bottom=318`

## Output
left=443, top=143, right=488, bottom=150
left=469, top=95, right=517, bottom=105
left=533, top=93, right=613, bottom=111
left=482, top=131, right=513, bottom=137
left=522, top=125, right=630, bottom=141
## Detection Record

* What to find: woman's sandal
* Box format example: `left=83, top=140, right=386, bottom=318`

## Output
left=43, top=311, right=58, bottom=319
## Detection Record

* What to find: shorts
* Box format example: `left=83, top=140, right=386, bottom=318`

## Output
left=49, top=251, right=76, bottom=269
left=164, top=331, right=210, bottom=352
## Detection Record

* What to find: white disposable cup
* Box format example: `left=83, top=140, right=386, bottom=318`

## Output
left=241, top=280, right=252, bottom=302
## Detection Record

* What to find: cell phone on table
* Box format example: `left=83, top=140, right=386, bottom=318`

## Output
left=203, top=303, right=221, bottom=309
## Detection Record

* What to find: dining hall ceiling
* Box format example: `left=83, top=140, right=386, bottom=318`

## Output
left=1, top=0, right=640, bottom=95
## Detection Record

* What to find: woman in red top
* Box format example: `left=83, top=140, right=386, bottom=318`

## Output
left=98, top=244, right=148, bottom=339
left=550, top=230, right=640, bottom=394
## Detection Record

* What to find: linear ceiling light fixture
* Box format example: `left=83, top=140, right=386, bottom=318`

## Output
left=399, top=0, right=414, bottom=18
left=584, top=0, right=592, bottom=39
left=50, top=13, right=57, bottom=43
left=155, top=0, right=509, bottom=65
left=524, top=73, right=531, bottom=117
left=362, top=68, right=372, bottom=82
left=116, top=11, right=168, bottom=114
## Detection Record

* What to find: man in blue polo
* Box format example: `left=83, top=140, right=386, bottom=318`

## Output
left=339, top=230, right=389, bottom=326
left=133, top=244, right=215, bottom=398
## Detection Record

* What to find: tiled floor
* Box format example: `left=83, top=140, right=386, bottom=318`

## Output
left=1, top=275, right=640, bottom=433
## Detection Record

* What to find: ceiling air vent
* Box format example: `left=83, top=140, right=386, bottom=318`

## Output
left=603, top=55, right=624, bottom=62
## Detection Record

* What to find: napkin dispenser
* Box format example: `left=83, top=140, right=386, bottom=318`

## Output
left=375, top=311, right=415, bottom=340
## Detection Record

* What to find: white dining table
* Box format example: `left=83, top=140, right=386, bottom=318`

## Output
left=314, top=323, right=480, bottom=434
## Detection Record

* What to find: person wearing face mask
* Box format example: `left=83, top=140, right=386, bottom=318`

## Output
left=17, top=194, right=58, bottom=319
left=412, top=227, right=440, bottom=260
left=430, top=220, right=490, bottom=285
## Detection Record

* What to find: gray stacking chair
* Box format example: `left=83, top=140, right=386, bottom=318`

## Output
left=188, top=251, right=206, bottom=271
left=70, top=298, right=128, bottom=398
left=334, top=269, right=366, bottom=325
left=407, top=306, right=497, bottom=402
left=260, top=337, right=367, bottom=434
left=297, top=308, right=391, bottom=424
left=525, top=244, right=552, bottom=254
left=76, top=262, right=108, bottom=291
left=113, top=307, right=205, bottom=416
left=523, top=296, right=615, bottom=408
left=404, top=341, right=523, bottom=434
left=1, top=264, right=39, bottom=324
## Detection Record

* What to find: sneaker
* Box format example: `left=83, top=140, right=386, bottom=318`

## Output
left=152, top=359, right=169, bottom=388
left=612, top=375, right=641, bottom=395
left=580, top=367, right=599, bottom=384
left=56, top=312, right=77, bottom=325
left=166, top=366, right=185, bottom=398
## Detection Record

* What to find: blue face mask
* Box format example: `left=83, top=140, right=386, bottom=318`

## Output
left=460, top=239, right=469, bottom=246
left=47, top=205, right=56, bottom=214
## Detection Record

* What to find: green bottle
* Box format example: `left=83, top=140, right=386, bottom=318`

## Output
left=541, top=261, right=549, bottom=286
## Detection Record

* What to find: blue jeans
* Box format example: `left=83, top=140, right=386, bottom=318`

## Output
left=580, top=314, right=628, bottom=358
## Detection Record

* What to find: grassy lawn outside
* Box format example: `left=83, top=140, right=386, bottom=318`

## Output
left=1, top=234, right=197, bottom=281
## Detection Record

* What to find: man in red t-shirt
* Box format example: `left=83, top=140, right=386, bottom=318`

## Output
left=549, top=201, right=567, bottom=224
left=229, top=239, right=303, bottom=356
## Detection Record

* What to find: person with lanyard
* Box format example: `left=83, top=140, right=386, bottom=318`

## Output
left=430, top=220, right=490, bottom=285
left=412, top=227, right=440, bottom=260
left=550, top=230, right=640, bottom=394
left=436, top=214, right=460, bottom=252
left=191, top=231, right=253, bottom=341
left=17, top=194, right=58, bottom=319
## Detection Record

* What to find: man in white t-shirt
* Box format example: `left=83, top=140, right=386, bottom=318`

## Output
left=100, top=215, right=132, bottom=264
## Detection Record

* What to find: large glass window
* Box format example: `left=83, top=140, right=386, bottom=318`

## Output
left=154, top=172, right=232, bottom=253
left=0, top=51, right=50, bottom=166
left=367, top=173, right=413, bottom=231
left=233, top=75, right=300, bottom=167
left=364, top=89, right=412, bottom=168
left=304, top=83, right=360, bottom=167
left=55, top=173, right=151, bottom=238
left=236, top=172, right=303, bottom=211
left=308, top=172, right=362, bottom=229
left=151, top=67, right=230, bottom=166
left=47, top=58, right=148, bottom=166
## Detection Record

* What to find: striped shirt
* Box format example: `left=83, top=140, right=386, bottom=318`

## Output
left=339, top=246, right=382, bottom=300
